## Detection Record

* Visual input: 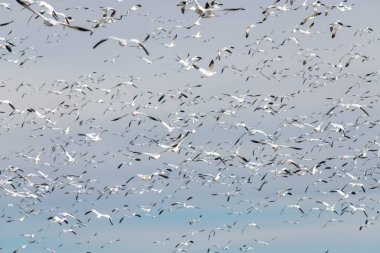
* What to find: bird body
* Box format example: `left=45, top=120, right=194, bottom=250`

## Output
left=93, top=36, right=149, bottom=55
left=85, top=209, right=113, bottom=225
left=193, top=59, right=216, bottom=77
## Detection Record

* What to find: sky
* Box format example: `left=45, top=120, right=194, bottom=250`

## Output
left=1, top=0, right=380, bottom=252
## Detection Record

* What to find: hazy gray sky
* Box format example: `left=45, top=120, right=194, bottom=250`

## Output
left=1, top=0, right=380, bottom=252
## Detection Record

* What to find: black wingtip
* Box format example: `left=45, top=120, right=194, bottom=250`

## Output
left=5, top=45, right=12, bottom=53
left=139, top=43, right=149, bottom=56
left=93, top=38, right=108, bottom=49
left=72, top=25, right=92, bottom=32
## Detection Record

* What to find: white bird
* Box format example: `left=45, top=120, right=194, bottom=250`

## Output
left=36, top=1, right=59, bottom=20
left=338, top=102, right=370, bottom=116
left=345, top=172, right=359, bottom=181
left=280, top=204, right=304, bottom=215
left=303, top=119, right=328, bottom=132
left=0, top=43, right=12, bottom=52
left=0, top=2, right=11, bottom=9
left=330, top=189, right=350, bottom=199
left=137, top=55, right=164, bottom=64
left=142, top=152, right=161, bottom=160
left=85, top=209, right=113, bottom=225
left=176, top=54, right=201, bottom=71
left=137, top=173, right=152, bottom=181
left=128, top=4, right=141, bottom=12
left=78, top=132, right=102, bottom=142
left=48, top=216, right=68, bottom=225
left=177, top=1, right=189, bottom=14
left=121, top=3, right=142, bottom=17
left=191, top=0, right=216, bottom=17
left=315, top=201, right=338, bottom=214
left=93, top=36, right=149, bottom=55
left=16, top=0, right=91, bottom=32
left=330, top=20, right=351, bottom=38
left=245, top=24, right=256, bottom=38
left=242, top=222, right=261, bottom=234
left=321, top=218, right=343, bottom=228
left=193, top=59, right=217, bottom=77
left=251, top=139, right=302, bottom=151
left=163, top=34, right=177, bottom=48
left=60, top=146, right=76, bottom=163
left=145, top=114, right=176, bottom=132
left=191, top=31, right=202, bottom=39
left=0, top=99, right=15, bottom=110
left=253, top=237, right=277, bottom=246
left=190, top=0, right=244, bottom=18
left=60, top=228, right=77, bottom=235
left=185, top=31, right=202, bottom=39
left=20, top=150, right=44, bottom=164
left=343, top=182, right=366, bottom=193
left=158, top=135, right=187, bottom=153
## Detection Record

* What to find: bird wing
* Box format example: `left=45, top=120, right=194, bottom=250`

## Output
left=93, top=38, right=108, bottom=49
left=63, top=23, right=92, bottom=32
left=138, top=43, right=149, bottom=56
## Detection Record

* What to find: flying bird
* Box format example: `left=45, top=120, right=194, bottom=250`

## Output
left=85, top=209, right=114, bottom=225
left=0, top=99, right=15, bottom=110
left=93, top=36, right=149, bottom=55
left=329, top=20, right=351, bottom=38
left=193, top=59, right=217, bottom=77
left=16, top=0, right=91, bottom=32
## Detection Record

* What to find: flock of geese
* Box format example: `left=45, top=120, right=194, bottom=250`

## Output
left=1, top=0, right=380, bottom=252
